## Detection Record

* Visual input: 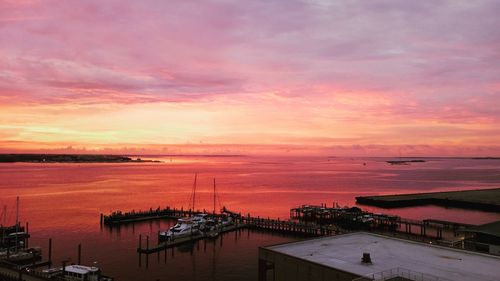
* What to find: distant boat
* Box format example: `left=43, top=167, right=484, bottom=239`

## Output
left=386, top=159, right=426, bottom=165
left=387, top=160, right=410, bottom=165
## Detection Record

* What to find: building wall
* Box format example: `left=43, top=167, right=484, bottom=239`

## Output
left=490, top=244, right=500, bottom=256
left=259, top=248, right=360, bottom=281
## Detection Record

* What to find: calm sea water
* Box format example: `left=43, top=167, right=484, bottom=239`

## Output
left=1, top=156, right=500, bottom=280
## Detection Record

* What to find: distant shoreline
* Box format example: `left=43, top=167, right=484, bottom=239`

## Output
left=0, top=154, right=160, bottom=163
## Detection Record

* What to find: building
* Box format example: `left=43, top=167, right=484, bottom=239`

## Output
left=461, top=220, right=500, bottom=256
left=258, top=232, right=500, bottom=281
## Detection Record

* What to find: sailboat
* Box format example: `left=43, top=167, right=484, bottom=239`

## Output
left=159, top=174, right=201, bottom=241
left=202, top=179, right=221, bottom=238
left=1, top=197, right=41, bottom=264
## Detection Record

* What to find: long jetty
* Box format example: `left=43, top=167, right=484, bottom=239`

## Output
left=356, top=188, right=500, bottom=212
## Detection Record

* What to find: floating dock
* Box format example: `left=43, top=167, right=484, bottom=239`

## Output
left=356, top=188, right=500, bottom=212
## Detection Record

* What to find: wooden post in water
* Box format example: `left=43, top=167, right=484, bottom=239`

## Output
left=77, top=243, right=82, bottom=264
left=25, top=222, right=29, bottom=248
left=138, top=234, right=142, bottom=250
left=48, top=238, right=52, bottom=268
left=15, top=196, right=19, bottom=252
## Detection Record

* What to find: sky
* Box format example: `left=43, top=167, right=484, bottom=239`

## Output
left=0, top=0, right=499, bottom=156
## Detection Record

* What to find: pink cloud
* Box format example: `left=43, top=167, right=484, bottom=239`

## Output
left=0, top=0, right=499, bottom=155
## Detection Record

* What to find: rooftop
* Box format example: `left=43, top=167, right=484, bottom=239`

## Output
left=264, top=232, right=500, bottom=281
left=462, top=220, right=500, bottom=238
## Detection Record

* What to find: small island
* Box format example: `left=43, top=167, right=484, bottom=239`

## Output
left=0, top=154, right=160, bottom=163
left=386, top=159, right=426, bottom=165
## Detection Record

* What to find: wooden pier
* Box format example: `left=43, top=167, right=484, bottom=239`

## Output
left=105, top=203, right=478, bottom=257
left=103, top=207, right=343, bottom=239
left=290, top=204, right=474, bottom=240
left=242, top=216, right=342, bottom=236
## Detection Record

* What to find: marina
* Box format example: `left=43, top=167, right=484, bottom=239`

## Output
left=2, top=156, right=500, bottom=280
left=101, top=201, right=489, bottom=259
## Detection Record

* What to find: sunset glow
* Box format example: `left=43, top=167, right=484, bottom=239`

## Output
left=1, top=0, right=499, bottom=156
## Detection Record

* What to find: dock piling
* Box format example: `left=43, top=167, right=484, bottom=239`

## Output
left=48, top=238, right=52, bottom=268
left=77, top=243, right=81, bottom=264
left=25, top=222, right=29, bottom=248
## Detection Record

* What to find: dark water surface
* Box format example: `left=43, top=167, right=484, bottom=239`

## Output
left=1, top=156, right=500, bottom=280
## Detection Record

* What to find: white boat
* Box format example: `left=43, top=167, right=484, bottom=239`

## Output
left=7, top=231, right=28, bottom=238
left=192, top=213, right=209, bottom=226
left=40, top=267, right=63, bottom=278
left=57, top=265, right=113, bottom=281
left=1, top=247, right=41, bottom=263
left=202, top=219, right=220, bottom=238
left=160, top=218, right=200, bottom=240
left=220, top=214, right=233, bottom=227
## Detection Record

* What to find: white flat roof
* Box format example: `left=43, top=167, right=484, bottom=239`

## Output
left=265, top=232, right=500, bottom=281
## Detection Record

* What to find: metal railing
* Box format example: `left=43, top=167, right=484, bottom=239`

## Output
left=352, top=267, right=453, bottom=281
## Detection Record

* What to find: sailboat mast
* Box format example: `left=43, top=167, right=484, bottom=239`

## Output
left=213, top=178, right=216, bottom=214
left=192, top=173, right=197, bottom=211
left=1, top=205, right=6, bottom=245
left=15, top=196, right=19, bottom=252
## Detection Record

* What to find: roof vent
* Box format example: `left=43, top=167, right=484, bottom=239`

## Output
left=362, top=252, right=372, bottom=264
